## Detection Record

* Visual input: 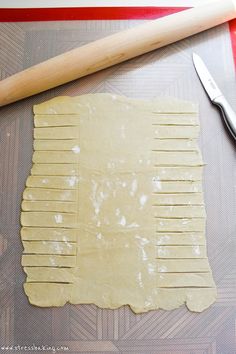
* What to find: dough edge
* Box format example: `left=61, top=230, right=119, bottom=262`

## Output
left=24, top=283, right=217, bottom=313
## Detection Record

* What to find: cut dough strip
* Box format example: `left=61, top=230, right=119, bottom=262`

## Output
left=156, top=218, right=205, bottom=232
left=21, top=227, right=77, bottom=241
left=152, top=151, right=203, bottom=166
left=34, top=127, right=79, bottom=140
left=156, top=232, right=206, bottom=245
left=157, top=272, right=214, bottom=288
left=151, top=114, right=199, bottom=126
left=156, top=245, right=206, bottom=258
left=154, top=167, right=202, bottom=181
left=157, top=259, right=210, bottom=272
left=152, top=181, right=202, bottom=193
left=34, top=140, right=80, bottom=152
left=25, top=267, right=76, bottom=283
left=22, top=201, right=77, bottom=213
left=34, top=115, right=80, bottom=127
left=154, top=126, right=199, bottom=139
left=22, top=240, right=76, bottom=255
left=22, top=254, right=76, bottom=267
left=23, top=188, right=77, bottom=202
left=21, top=212, right=78, bottom=228
left=31, top=164, right=78, bottom=176
left=153, top=205, right=206, bottom=218
left=152, top=193, right=204, bottom=205
left=26, top=176, right=79, bottom=189
left=152, top=139, right=198, bottom=151
left=33, top=151, right=79, bottom=164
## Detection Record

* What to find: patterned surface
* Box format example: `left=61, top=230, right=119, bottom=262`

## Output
left=0, top=20, right=236, bottom=353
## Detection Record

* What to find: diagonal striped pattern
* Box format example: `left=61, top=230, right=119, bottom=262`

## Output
left=0, top=234, right=7, bottom=256
left=0, top=23, right=25, bottom=75
left=0, top=231, right=19, bottom=337
left=0, top=305, right=14, bottom=345
left=209, top=240, right=235, bottom=284
left=116, top=338, right=217, bottom=353
left=70, top=305, right=97, bottom=340
left=216, top=269, right=236, bottom=306
left=0, top=68, right=8, bottom=80
left=0, top=118, right=20, bottom=226
left=0, top=258, right=15, bottom=315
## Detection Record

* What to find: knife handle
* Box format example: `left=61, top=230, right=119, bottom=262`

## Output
left=213, top=95, right=236, bottom=140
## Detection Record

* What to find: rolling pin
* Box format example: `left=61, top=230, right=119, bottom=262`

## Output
left=0, top=0, right=236, bottom=107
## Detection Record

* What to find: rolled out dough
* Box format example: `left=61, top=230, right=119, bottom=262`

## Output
left=21, top=94, right=216, bottom=313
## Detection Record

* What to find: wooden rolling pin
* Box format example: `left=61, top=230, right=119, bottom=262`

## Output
left=0, top=0, right=236, bottom=107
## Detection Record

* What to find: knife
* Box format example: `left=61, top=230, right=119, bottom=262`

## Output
left=192, top=52, right=236, bottom=140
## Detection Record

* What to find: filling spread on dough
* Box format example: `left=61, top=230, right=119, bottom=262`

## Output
left=21, top=93, right=216, bottom=313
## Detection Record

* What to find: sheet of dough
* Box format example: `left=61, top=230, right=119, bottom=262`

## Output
left=21, top=93, right=216, bottom=313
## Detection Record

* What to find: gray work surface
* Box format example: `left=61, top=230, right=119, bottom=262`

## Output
left=0, top=20, right=236, bottom=354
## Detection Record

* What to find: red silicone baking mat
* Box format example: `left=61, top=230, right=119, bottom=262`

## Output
left=1, top=6, right=236, bottom=66
left=0, top=12, right=236, bottom=354
left=1, top=5, right=236, bottom=66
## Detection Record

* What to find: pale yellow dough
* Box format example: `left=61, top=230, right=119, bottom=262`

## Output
left=22, top=254, right=76, bottom=267
left=23, top=188, right=77, bottom=201
left=21, top=94, right=216, bottom=313
left=31, top=163, right=78, bottom=176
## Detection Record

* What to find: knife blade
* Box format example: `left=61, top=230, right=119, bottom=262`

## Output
left=192, top=52, right=236, bottom=140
